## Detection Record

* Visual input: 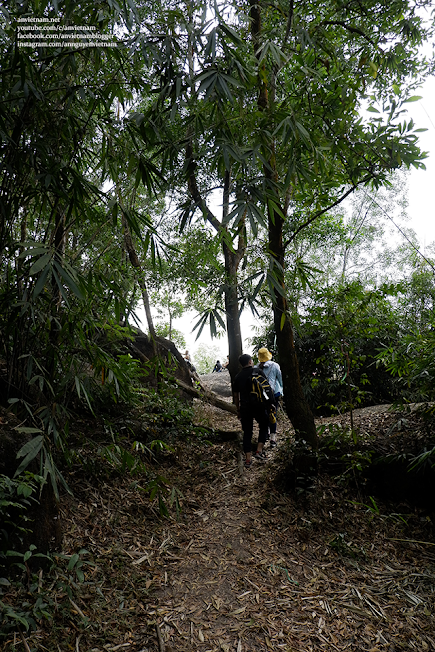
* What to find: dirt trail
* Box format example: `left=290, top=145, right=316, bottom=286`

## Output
left=152, top=447, right=297, bottom=652
left=141, top=386, right=435, bottom=651
left=146, top=442, right=435, bottom=652
left=51, top=397, right=435, bottom=652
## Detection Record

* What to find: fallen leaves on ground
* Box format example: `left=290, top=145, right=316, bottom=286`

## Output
left=6, top=402, right=435, bottom=652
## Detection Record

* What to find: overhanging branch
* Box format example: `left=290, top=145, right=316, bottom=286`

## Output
left=186, top=141, right=222, bottom=233
left=283, top=179, right=372, bottom=248
left=319, top=20, right=377, bottom=48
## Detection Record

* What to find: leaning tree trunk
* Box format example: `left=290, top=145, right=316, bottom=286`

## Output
left=119, top=203, right=157, bottom=345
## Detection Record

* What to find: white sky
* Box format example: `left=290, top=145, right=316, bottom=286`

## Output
left=407, top=75, right=435, bottom=248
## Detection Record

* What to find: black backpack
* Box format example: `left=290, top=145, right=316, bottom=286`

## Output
left=249, top=370, right=274, bottom=406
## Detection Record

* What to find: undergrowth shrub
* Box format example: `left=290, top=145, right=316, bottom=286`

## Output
left=137, top=385, right=196, bottom=444
left=275, top=424, right=375, bottom=498
left=0, top=547, right=94, bottom=642
left=61, top=385, right=199, bottom=517
left=0, top=474, right=43, bottom=561
left=377, top=328, right=435, bottom=403
left=317, top=423, right=374, bottom=483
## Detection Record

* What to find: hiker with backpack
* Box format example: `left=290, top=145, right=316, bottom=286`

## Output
left=256, top=347, right=283, bottom=449
left=233, top=353, right=275, bottom=469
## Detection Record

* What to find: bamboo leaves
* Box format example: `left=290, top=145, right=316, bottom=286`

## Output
left=192, top=307, right=227, bottom=340
left=196, top=68, right=243, bottom=104
left=14, top=434, right=44, bottom=478
left=19, top=244, right=84, bottom=302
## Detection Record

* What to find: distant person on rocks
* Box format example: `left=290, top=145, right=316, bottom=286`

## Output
left=222, top=355, right=230, bottom=370
left=212, top=360, right=223, bottom=373
left=184, top=350, right=196, bottom=373
left=256, top=348, right=283, bottom=449
left=233, top=353, right=270, bottom=469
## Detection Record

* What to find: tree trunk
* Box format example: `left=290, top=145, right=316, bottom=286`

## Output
left=186, top=163, right=245, bottom=392
left=175, top=377, right=237, bottom=414
left=223, top=243, right=243, bottom=388
left=52, top=208, right=66, bottom=308
left=120, top=209, right=157, bottom=342
left=250, top=0, right=317, bottom=448
left=222, top=170, right=244, bottom=388
left=47, top=207, right=66, bottom=383
left=268, top=210, right=318, bottom=448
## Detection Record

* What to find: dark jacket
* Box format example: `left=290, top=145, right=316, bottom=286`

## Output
left=233, top=366, right=268, bottom=408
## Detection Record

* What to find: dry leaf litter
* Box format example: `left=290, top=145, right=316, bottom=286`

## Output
left=5, top=396, right=435, bottom=652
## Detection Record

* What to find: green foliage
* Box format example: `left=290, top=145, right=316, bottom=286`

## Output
left=377, top=330, right=435, bottom=402
left=98, top=443, right=148, bottom=476
left=253, top=280, right=401, bottom=414
left=374, top=264, right=435, bottom=403
left=135, top=478, right=184, bottom=519
left=0, top=473, right=43, bottom=555
left=317, top=424, right=373, bottom=482
left=408, top=445, right=435, bottom=473
left=278, top=422, right=376, bottom=497
left=252, top=252, right=435, bottom=414
left=5, top=321, right=145, bottom=498
left=0, top=474, right=55, bottom=637
left=351, top=497, right=408, bottom=524
left=296, top=281, right=399, bottom=413
left=192, top=306, right=227, bottom=341
left=154, top=322, right=186, bottom=349
left=328, top=532, right=366, bottom=559
left=63, top=385, right=198, bottom=514
left=193, top=343, right=226, bottom=375
left=0, top=548, right=93, bottom=640
left=0, top=0, right=164, bottom=490
left=140, top=387, right=196, bottom=443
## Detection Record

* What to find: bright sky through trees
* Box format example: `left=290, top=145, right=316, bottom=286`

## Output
left=408, top=75, right=435, bottom=244
left=137, top=78, right=435, bottom=359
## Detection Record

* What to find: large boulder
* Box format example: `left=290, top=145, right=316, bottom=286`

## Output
left=200, top=371, right=232, bottom=398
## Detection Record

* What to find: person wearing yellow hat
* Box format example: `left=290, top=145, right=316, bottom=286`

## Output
left=256, top=348, right=283, bottom=448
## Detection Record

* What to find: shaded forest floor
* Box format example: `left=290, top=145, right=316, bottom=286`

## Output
left=4, top=395, right=435, bottom=652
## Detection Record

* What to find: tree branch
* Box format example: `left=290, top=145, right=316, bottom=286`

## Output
left=282, top=0, right=294, bottom=48
left=186, top=141, right=222, bottom=233
left=175, top=378, right=237, bottom=414
left=283, top=180, right=372, bottom=248
left=319, top=20, right=377, bottom=48
left=156, top=622, right=166, bottom=652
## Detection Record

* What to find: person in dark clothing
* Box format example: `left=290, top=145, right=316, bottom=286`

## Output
left=233, top=353, right=269, bottom=468
left=212, top=360, right=222, bottom=373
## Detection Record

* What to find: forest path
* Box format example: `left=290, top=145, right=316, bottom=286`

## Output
left=56, top=400, right=435, bottom=652
left=151, top=436, right=302, bottom=652
left=150, top=436, right=311, bottom=652
left=145, top=404, right=435, bottom=652
left=143, top=392, right=435, bottom=652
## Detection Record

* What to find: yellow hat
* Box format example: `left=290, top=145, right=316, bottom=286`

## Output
left=258, top=347, right=272, bottom=362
